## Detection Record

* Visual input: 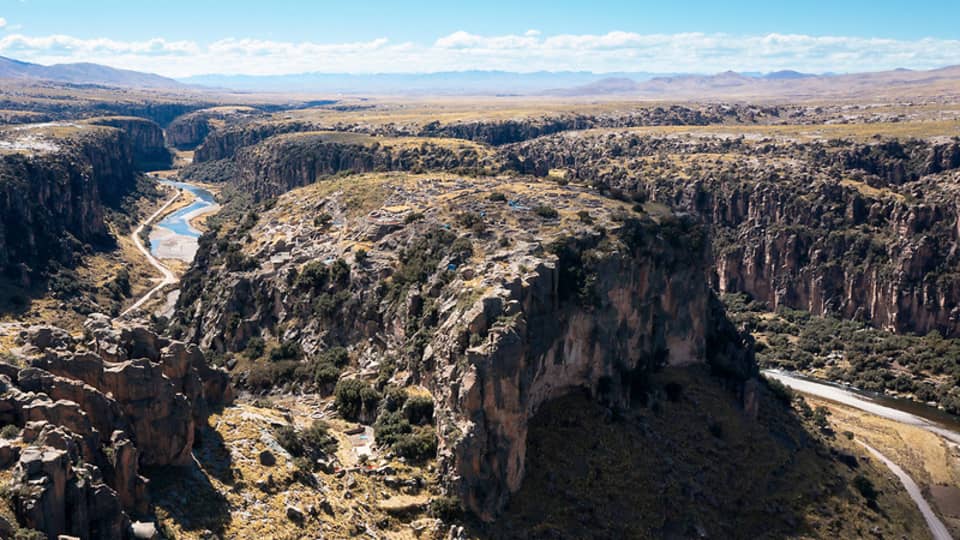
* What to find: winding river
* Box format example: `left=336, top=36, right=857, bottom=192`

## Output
left=149, top=180, right=219, bottom=261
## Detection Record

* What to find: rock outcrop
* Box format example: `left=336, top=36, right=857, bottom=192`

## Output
left=0, top=315, right=231, bottom=539
left=174, top=172, right=753, bottom=519
left=231, top=132, right=494, bottom=201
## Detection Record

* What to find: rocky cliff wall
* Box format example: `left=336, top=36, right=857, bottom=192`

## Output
left=166, top=106, right=260, bottom=150
left=0, top=125, right=139, bottom=282
left=507, top=131, right=960, bottom=336
left=230, top=132, right=494, bottom=201
left=86, top=116, right=172, bottom=169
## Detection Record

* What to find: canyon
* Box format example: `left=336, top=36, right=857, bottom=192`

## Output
left=0, top=77, right=957, bottom=538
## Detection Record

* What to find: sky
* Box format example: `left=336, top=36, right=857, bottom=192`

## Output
left=1, top=0, right=959, bottom=78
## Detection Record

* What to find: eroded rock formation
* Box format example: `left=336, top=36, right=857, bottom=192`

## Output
left=0, top=315, right=231, bottom=539
left=0, top=124, right=138, bottom=281
left=86, top=116, right=172, bottom=169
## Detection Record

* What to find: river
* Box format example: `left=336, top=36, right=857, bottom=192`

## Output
left=763, top=369, right=958, bottom=540
left=763, top=369, right=960, bottom=446
left=149, top=180, right=219, bottom=261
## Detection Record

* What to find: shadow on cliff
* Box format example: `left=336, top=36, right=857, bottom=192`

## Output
left=193, top=415, right=238, bottom=485
left=143, top=423, right=233, bottom=534
left=0, top=233, right=122, bottom=319
left=477, top=366, right=901, bottom=540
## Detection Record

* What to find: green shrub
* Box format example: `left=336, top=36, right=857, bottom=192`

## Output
left=488, top=192, right=507, bottom=202
left=246, top=360, right=298, bottom=390
left=274, top=420, right=338, bottom=460
left=393, top=425, right=438, bottom=461
left=245, top=337, right=266, bottom=360
left=269, top=341, right=302, bottom=362
left=533, top=204, right=559, bottom=219
left=335, top=379, right=380, bottom=421
left=402, top=395, right=435, bottom=425
left=374, top=410, right=413, bottom=447
left=381, top=386, right=409, bottom=413
left=1, top=424, right=20, bottom=440
left=812, top=406, right=831, bottom=430
left=456, top=211, right=484, bottom=230
left=852, top=475, right=877, bottom=502
left=429, top=496, right=462, bottom=521
left=301, top=420, right=338, bottom=455
left=274, top=424, right=305, bottom=456
left=391, top=228, right=457, bottom=292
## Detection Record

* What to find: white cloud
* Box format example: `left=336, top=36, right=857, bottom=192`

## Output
left=0, top=30, right=957, bottom=77
left=0, top=17, right=7, bottom=29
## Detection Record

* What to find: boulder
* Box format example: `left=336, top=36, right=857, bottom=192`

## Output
left=0, top=439, right=20, bottom=467
left=285, top=504, right=305, bottom=522
left=131, top=520, right=159, bottom=540
left=259, top=449, right=276, bottom=467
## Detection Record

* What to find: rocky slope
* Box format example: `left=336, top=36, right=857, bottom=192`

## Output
left=0, top=315, right=231, bottom=539
left=172, top=171, right=755, bottom=519
left=0, top=123, right=140, bottom=284
left=507, top=130, right=960, bottom=337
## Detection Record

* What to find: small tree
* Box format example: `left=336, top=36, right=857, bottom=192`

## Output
left=335, top=379, right=380, bottom=421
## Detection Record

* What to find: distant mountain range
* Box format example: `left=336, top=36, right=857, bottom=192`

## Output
left=1, top=54, right=959, bottom=99
left=543, top=66, right=960, bottom=99
left=0, top=55, right=184, bottom=89
left=177, top=70, right=672, bottom=94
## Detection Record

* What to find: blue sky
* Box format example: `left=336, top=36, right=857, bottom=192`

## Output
left=1, top=0, right=959, bottom=76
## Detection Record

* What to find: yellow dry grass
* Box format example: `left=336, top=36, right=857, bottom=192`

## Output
left=807, top=396, right=960, bottom=537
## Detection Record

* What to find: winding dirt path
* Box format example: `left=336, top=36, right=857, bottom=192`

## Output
left=766, top=370, right=956, bottom=540
left=858, top=441, right=953, bottom=540
left=118, top=187, right=181, bottom=318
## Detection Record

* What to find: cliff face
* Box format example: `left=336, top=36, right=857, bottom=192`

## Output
left=86, top=116, right=172, bottom=169
left=507, top=131, right=960, bottom=336
left=189, top=104, right=780, bottom=165
left=0, top=124, right=139, bottom=281
left=426, top=236, right=753, bottom=519
left=230, top=132, right=494, bottom=201
left=193, top=121, right=318, bottom=162
left=173, top=172, right=754, bottom=519
left=166, top=106, right=260, bottom=150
